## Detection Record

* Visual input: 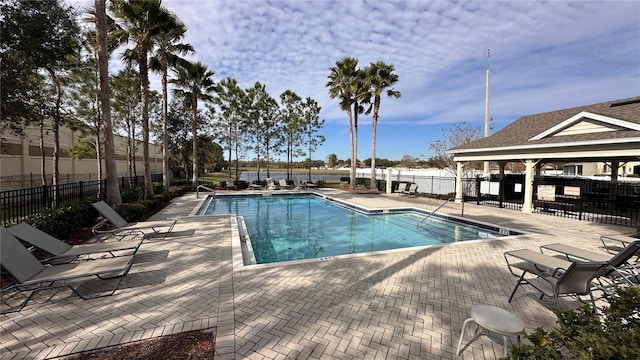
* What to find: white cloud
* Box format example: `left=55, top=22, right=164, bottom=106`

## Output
left=67, top=0, right=639, bottom=159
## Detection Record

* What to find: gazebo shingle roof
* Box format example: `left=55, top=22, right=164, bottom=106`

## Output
left=450, top=96, right=640, bottom=152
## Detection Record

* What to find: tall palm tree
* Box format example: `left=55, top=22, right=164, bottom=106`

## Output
left=327, top=57, right=359, bottom=188
left=365, top=61, right=400, bottom=189
left=171, top=61, right=216, bottom=187
left=149, top=20, right=193, bottom=190
left=110, top=0, right=180, bottom=198
left=94, top=0, right=121, bottom=205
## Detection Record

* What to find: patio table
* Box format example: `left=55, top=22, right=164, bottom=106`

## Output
left=456, top=304, right=525, bottom=356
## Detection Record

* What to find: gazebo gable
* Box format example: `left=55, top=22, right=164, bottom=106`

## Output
left=529, top=111, right=640, bottom=141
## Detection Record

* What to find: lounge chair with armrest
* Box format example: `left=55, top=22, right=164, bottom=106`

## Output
left=266, top=178, right=279, bottom=190
left=293, top=178, right=306, bottom=189
left=600, top=234, right=638, bottom=254
left=0, top=227, right=136, bottom=314
left=540, top=240, right=640, bottom=285
left=91, top=200, right=177, bottom=238
left=7, top=222, right=143, bottom=263
left=225, top=179, right=237, bottom=190
left=396, top=182, right=407, bottom=193
left=505, top=250, right=608, bottom=308
left=403, top=183, right=417, bottom=196
left=278, top=179, right=293, bottom=189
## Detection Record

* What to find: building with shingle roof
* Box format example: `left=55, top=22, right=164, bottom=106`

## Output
left=447, top=96, right=640, bottom=213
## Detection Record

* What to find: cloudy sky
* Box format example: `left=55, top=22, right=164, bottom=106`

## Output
left=74, top=0, right=640, bottom=162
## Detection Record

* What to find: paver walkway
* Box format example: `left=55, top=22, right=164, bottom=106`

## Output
left=0, top=189, right=632, bottom=359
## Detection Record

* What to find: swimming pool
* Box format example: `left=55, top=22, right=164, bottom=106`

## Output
left=199, top=194, right=516, bottom=264
left=200, top=194, right=518, bottom=265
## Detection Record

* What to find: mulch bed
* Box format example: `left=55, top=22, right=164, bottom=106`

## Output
left=62, top=327, right=216, bottom=360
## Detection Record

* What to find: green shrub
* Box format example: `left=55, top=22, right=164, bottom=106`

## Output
left=16, top=201, right=97, bottom=239
left=152, top=181, right=164, bottom=194
left=237, top=180, right=249, bottom=189
left=167, top=185, right=185, bottom=197
left=121, top=186, right=144, bottom=203
left=113, top=202, right=147, bottom=222
left=504, top=286, right=640, bottom=359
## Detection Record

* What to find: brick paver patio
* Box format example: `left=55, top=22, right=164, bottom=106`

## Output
left=0, top=189, right=632, bottom=359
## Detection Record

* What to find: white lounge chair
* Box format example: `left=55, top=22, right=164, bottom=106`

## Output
left=278, top=179, right=293, bottom=189
left=403, top=183, right=417, bottom=196
left=225, top=179, right=237, bottom=190
left=293, top=178, right=306, bottom=189
left=266, top=178, right=279, bottom=190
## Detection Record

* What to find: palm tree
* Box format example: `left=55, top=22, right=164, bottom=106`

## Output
left=171, top=61, right=216, bottom=187
left=94, top=0, right=121, bottom=205
left=327, top=57, right=359, bottom=188
left=149, top=19, right=193, bottom=190
left=110, top=0, right=180, bottom=198
left=365, top=61, right=400, bottom=190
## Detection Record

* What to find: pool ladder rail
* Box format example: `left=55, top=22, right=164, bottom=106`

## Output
left=417, top=197, right=464, bottom=229
left=196, top=184, right=216, bottom=199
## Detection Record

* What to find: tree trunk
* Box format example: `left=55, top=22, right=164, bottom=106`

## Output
left=39, top=119, right=47, bottom=186
left=308, top=134, right=312, bottom=182
left=227, top=122, right=232, bottom=178
left=161, top=66, right=170, bottom=190
left=138, top=43, right=153, bottom=198
left=234, top=122, right=239, bottom=181
left=191, top=94, right=198, bottom=187
left=370, top=98, right=380, bottom=190
left=347, top=107, right=354, bottom=189
left=352, top=102, right=359, bottom=189
left=49, top=68, right=61, bottom=207
left=95, top=0, right=121, bottom=205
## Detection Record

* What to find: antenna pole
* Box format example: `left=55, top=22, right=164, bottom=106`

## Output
left=483, top=47, right=490, bottom=175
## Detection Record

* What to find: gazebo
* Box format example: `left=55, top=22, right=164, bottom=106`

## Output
left=447, top=96, right=640, bottom=224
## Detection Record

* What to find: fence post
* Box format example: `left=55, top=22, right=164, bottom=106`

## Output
left=79, top=181, right=84, bottom=199
left=42, top=184, right=49, bottom=208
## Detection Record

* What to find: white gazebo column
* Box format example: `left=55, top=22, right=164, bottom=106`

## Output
left=455, top=162, right=464, bottom=202
left=522, top=160, right=535, bottom=213
left=386, top=167, right=393, bottom=194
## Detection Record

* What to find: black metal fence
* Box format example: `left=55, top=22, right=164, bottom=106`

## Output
left=464, top=174, right=525, bottom=211
left=465, top=174, right=640, bottom=226
left=1, top=174, right=163, bottom=225
left=533, top=176, right=640, bottom=226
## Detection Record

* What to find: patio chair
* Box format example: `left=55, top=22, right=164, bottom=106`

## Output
left=396, top=182, right=407, bottom=193
left=278, top=179, right=293, bottom=189
left=293, top=178, right=306, bottom=189
left=600, top=234, right=637, bottom=254
left=508, top=258, right=608, bottom=308
left=7, top=222, right=144, bottom=263
left=266, top=178, right=279, bottom=190
left=403, top=183, right=418, bottom=196
left=540, top=240, right=640, bottom=286
left=0, top=227, right=136, bottom=314
left=304, top=180, right=317, bottom=188
left=91, top=200, right=177, bottom=238
left=225, top=178, right=237, bottom=190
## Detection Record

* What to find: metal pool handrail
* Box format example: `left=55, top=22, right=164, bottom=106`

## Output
left=196, top=184, right=216, bottom=199
left=417, top=197, right=462, bottom=229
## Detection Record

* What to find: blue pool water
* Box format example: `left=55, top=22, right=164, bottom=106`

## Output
left=202, top=195, right=511, bottom=264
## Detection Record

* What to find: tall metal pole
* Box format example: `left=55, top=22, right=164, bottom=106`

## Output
left=483, top=48, right=490, bottom=175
